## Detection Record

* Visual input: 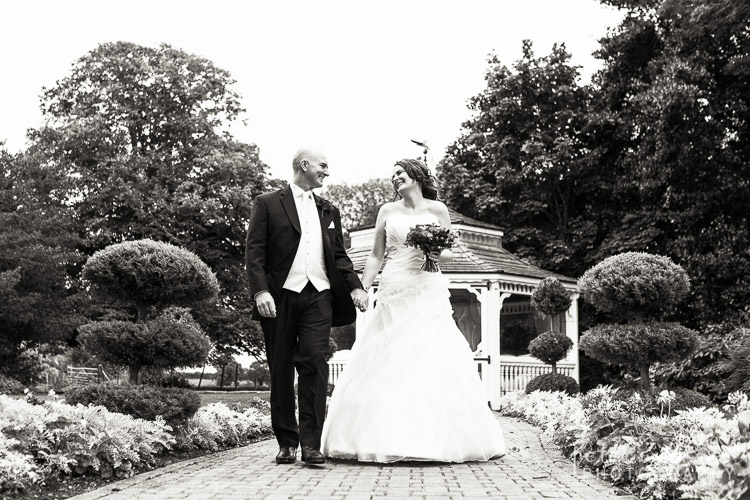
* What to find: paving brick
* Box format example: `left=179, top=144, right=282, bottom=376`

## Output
left=65, top=415, right=636, bottom=500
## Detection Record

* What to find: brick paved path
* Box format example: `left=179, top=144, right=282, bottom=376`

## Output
left=69, top=415, right=635, bottom=500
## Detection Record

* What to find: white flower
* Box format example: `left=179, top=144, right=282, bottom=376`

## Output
left=48, top=389, right=56, bottom=397
left=657, top=390, right=676, bottom=405
left=23, top=388, right=29, bottom=394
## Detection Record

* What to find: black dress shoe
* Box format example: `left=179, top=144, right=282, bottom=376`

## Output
left=276, top=446, right=297, bottom=464
left=301, top=446, right=325, bottom=464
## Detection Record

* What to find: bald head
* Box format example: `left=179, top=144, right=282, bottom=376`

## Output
left=292, top=147, right=329, bottom=190
left=293, top=147, right=326, bottom=172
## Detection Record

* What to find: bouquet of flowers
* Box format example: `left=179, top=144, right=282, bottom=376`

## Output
left=404, top=223, right=456, bottom=272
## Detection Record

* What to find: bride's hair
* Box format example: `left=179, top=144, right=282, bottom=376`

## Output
left=393, top=159, right=439, bottom=201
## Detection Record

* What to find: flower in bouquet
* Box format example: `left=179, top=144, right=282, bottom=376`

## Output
left=404, top=223, right=456, bottom=272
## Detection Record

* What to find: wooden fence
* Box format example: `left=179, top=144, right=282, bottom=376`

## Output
left=66, top=366, right=110, bottom=385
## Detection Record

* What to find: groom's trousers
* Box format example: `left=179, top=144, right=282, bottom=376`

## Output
left=261, top=281, right=332, bottom=450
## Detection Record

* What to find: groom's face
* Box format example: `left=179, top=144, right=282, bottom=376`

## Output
left=302, top=154, right=329, bottom=189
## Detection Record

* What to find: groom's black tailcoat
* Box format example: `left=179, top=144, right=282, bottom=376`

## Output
left=245, top=185, right=362, bottom=449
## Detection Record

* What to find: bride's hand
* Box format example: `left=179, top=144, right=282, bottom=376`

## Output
left=427, top=249, right=453, bottom=264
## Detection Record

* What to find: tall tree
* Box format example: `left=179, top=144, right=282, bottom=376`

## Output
left=29, top=42, right=271, bottom=355
left=438, top=42, right=600, bottom=277
left=0, top=145, right=87, bottom=382
left=593, top=0, right=750, bottom=326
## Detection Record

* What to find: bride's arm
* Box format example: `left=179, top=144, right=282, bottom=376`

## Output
left=360, top=205, right=389, bottom=289
left=436, top=202, right=454, bottom=265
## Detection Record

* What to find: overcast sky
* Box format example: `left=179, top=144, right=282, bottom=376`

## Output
left=0, top=0, right=624, bottom=184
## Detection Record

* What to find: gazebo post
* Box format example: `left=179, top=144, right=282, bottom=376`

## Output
left=565, top=292, right=580, bottom=383
left=485, top=280, right=509, bottom=410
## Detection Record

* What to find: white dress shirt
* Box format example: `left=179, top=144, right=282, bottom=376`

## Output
left=283, top=183, right=330, bottom=293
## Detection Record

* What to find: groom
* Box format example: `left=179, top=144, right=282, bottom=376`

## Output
left=245, top=147, right=368, bottom=465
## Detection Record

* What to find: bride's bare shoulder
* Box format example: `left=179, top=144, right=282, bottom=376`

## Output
left=378, top=201, right=401, bottom=216
left=376, top=201, right=399, bottom=225
left=426, top=200, right=449, bottom=217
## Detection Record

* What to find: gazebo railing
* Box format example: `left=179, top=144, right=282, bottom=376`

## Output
left=328, top=356, right=576, bottom=396
left=500, top=356, right=575, bottom=394
left=328, top=359, right=346, bottom=385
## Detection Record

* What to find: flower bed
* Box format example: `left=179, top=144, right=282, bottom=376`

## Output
left=499, top=387, right=750, bottom=499
left=0, top=394, right=272, bottom=495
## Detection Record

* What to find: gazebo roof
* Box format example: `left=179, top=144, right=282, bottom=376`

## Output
left=347, top=240, right=575, bottom=283
left=346, top=207, right=576, bottom=284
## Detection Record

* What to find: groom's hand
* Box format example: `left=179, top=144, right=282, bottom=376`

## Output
left=351, top=288, right=369, bottom=312
left=255, top=291, right=277, bottom=318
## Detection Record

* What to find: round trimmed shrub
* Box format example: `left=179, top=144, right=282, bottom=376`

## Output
left=78, top=307, right=212, bottom=383
left=531, top=277, right=572, bottom=318
left=580, top=321, right=698, bottom=368
left=525, top=373, right=580, bottom=396
left=82, top=239, right=220, bottom=308
left=579, top=252, right=690, bottom=318
left=65, top=382, right=201, bottom=426
left=528, top=331, right=573, bottom=372
left=580, top=321, right=698, bottom=390
left=0, top=374, right=25, bottom=395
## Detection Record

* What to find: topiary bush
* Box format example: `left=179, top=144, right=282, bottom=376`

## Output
left=80, top=240, right=218, bottom=383
left=82, top=239, right=220, bottom=313
left=528, top=331, right=573, bottom=374
left=78, top=308, right=212, bottom=383
left=579, top=252, right=690, bottom=320
left=65, top=382, right=201, bottom=427
left=578, top=252, right=698, bottom=389
left=531, top=277, right=572, bottom=319
left=580, top=322, right=697, bottom=370
left=0, top=374, right=25, bottom=395
left=525, top=373, right=580, bottom=396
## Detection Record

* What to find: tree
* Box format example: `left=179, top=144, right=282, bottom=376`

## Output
left=528, top=277, right=574, bottom=375
left=78, top=239, right=216, bottom=382
left=438, top=42, right=601, bottom=278
left=248, top=361, right=270, bottom=389
left=0, top=145, right=87, bottom=382
left=591, top=0, right=750, bottom=327
left=579, top=252, right=698, bottom=390
left=322, top=179, right=393, bottom=233
left=29, top=42, right=273, bottom=356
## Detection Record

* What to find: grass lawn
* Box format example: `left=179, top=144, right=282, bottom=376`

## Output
left=197, top=390, right=270, bottom=407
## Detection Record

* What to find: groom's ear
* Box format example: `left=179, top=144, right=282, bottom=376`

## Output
left=301, top=160, right=308, bottom=171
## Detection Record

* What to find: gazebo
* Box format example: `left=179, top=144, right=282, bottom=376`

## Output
left=332, top=208, right=580, bottom=410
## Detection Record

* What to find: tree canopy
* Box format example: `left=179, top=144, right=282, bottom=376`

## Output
left=24, top=42, right=272, bottom=358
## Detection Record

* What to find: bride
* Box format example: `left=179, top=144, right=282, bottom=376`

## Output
left=321, top=159, right=506, bottom=463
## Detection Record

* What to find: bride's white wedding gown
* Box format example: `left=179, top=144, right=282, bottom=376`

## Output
left=322, top=213, right=506, bottom=463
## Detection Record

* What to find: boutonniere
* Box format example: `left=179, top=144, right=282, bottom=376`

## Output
left=315, top=197, right=334, bottom=211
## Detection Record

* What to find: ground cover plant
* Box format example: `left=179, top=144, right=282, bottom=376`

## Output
left=0, top=390, right=272, bottom=499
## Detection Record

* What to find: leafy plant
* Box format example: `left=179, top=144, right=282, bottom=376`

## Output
left=579, top=253, right=697, bottom=389
left=65, top=382, right=201, bottom=427
left=531, top=277, right=572, bottom=319
left=0, top=374, right=25, bottom=395
left=80, top=240, right=217, bottom=382
left=525, top=372, right=579, bottom=396
left=528, top=331, right=573, bottom=374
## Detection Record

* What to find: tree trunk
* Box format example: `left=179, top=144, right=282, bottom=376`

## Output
left=551, top=362, right=558, bottom=375
left=219, top=365, right=225, bottom=389
left=639, top=363, right=650, bottom=390
left=198, top=364, right=205, bottom=389
left=234, top=362, right=239, bottom=390
left=129, top=364, right=141, bottom=384
left=137, top=305, right=148, bottom=322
